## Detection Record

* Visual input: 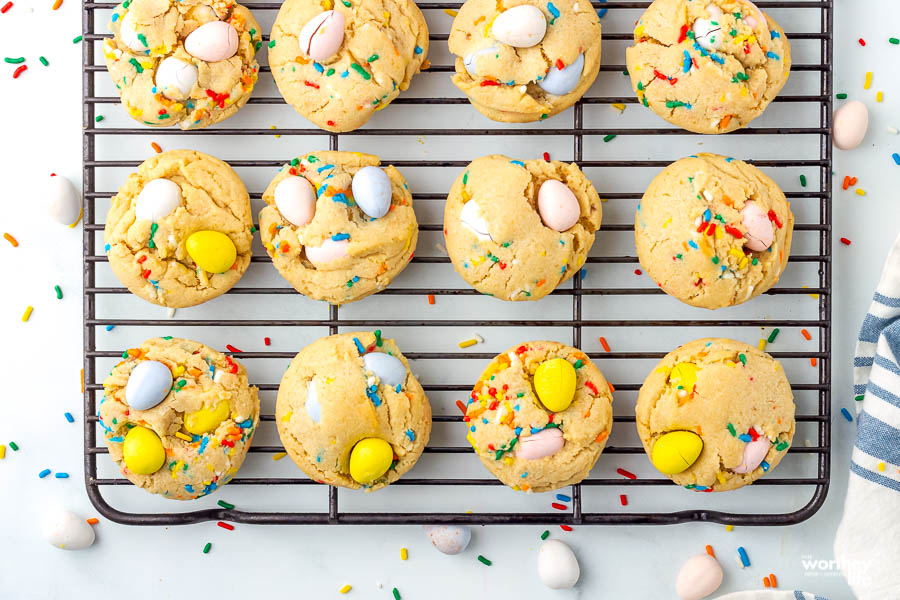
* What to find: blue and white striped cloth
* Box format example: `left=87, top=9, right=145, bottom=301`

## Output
left=715, top=593, right=826, bottom=600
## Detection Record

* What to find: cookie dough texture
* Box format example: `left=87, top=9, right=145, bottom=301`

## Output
left=275, top=332, right=432, bottom=491
left=105, top=150, right=254, bottom=308
left=99, top=337, right=260, bottom=499
left=625, top=0, right=791, bottom=133
left=270, top=0, right=429, bottom=132
left=444, top=155, right=601, bottom=301
left=259, top=151, right=417, bottom=304
left=636, top=338, right=795, bottom=491
left=465, top=341, right=613, bottom=492
left=104, top=0, right=261, bottom=129
left=635, top=153, right=793, bottom=309
left=449, top=0, right=601, bottom=122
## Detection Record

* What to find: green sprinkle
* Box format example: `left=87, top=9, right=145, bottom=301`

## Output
left=751, top=257, right=758, bottom=265
left=249, top=28, right=257, bottom=37
left=637, top=81, right=643, bottom=91
left=622, top=69, right=628, bottom=76
left=775, top=441, right=789, bottom=451
left=217, top=500, right=235, bottom=510
left=128, top=57, right=144, bottom=73
left=738, top=353, right=746, bottom=365
left=800, top=174, right=807, bottom=187
left=54, top=285, right=62, bottom=300
left=350, top=62, right=371, bottom=79
left=137, top=32, right=148, bottom=47
left=268, top=39, right=276, bottom=48
left=148, top=222, right=158, bottom=249
left=540, top=530, right=550, bottom=540
left=665, top=100, right=687, bottom=108
left=342, top=0, right=351, bottom=5
left=95, top=115, right=104, bottom=122
left=392, top=588, right=401, bottom=600
left=9, top=442, right=19, bottom=451
left=249, top=226, right=257, bottom=233
left=855, top=394, right=864, bottom=401
left=573, top=359, right=583, bottom=369
left=73, top=35, right=83, bottom=44
left=255, top=40, right=262, bottom=51
left=735, top=72, right=749, bottom=81
left=767, top=328, right=780, bottom=343
left=836, top=93, right=848, bottom=99
left=374, top=329, right=383, bottom=347
left=727, top=423, right=736, bottom=437
left=39, top=56, right=49, bottom=66
left=711, top=256, right=719, bottom=264
left=675, top=253, right=682, bottom=260
left=890, top=38, right=899, bottom=45
left=326, top=68, right=335, bottom=76
left=290, top=157, right=299, bottom=166
left=4, top=57, right=25, bottom=64
left=203, top=542, right=212, bottom=553
left=540, top=113, right=548, bottom=120
left=462, top=171, right=468, bottom=185
left=642, top=95, right=649, bottom=107
left=367, top=53, right=379, bottom=62
left=477, top=555, right=492, bottom=566
left=603, top=134, right=616, bottom=142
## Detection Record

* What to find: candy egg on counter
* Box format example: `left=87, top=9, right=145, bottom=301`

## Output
left=306, top=380, right=322, bottom=423
left=533, top=358, right=576, bottom=412
left=46, top=175, right=82, bottom=226
left=537, top=180, right=580, bottom=232
left=274, top=175, right=316, bottom=227
left=460, top=200, right=493, bottom=241
left=298, top=10, right=345, bottom=62
left=733, top=437, right=771, bottom=473
left=42, top=509, right=96, bottom=551
left=186, top=230, right=237, bottom=273
left=693, top=4, right=724, bottom=51
left=833, top=100, right=868, bottom=150
left=125, top=360, right=173, bottom=410
left=675, top=553, right=724, bottom=600
left=740, top=201, right=774, bottom=251
left=118, top=11, right=148, bottom=53
left=363, top=352, right=407, bottom=387
left=154, top=57, right=198, bottom=100
left=184, top=21, right=238, bottom=62
left=424, top=525, right=471, bottom=555
left=348, top=437, right=394, bottom=484
left=184, top=401, right=230, bottom=435
left=516, top=427, right=564, bottom=459
left=305, top=238, right=349, bottom=266
left=491, top=5, right=547, bottom=48
left=537, top=539, right=580, bottom=589
left=539, top=53, right=584, bottom=96
left=134, top=178, right=182, bottom=222
left=122, top=426, right=166, bottom=475
left=651, top=431, right=703, bottom=474
left=464, top=44, right=498, bottom=77
left=351, top=166, right=393, bottom=219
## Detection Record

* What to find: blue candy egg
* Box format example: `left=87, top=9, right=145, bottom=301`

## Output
left=363, top=352, right=407, bottom=388
left=351, top=166, right=392, bottom=219
left=539, top=53, right=585, bottom=96
left=464, top=44, right=499, bottom=76
left=125, top=360, right=173, bottom=411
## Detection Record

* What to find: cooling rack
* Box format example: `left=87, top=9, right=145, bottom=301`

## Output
left=82, top=0, right=833, bottom=525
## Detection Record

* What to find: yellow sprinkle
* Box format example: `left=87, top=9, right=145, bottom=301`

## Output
left=662, top=217, right=672, bottom=229
left=729, top=248, right=744, bottom=259
left=172, top=365, right=185, bottom=376
left=270, top=125, right=281, bottom=139
left=281, top=411, right=293, bottom=422
left=856, top=188, right=866, bottom=196
left=878, top=462, right=886, bottom=472
left=634, top=24, right=644, bottom=37
left=443, top=8, right=458, bottom=16
left=174, top=431, right=192, bottom=442
left=400, top=547, right=408, bottom=561
left=458, top=338, right=479, bottom=348
left=864, top=71, right=872, bottom=90
left=715, top=226, right=724, bottom=239
left=273, top=452, right=287, bottom=461
left=877, top=91, right=884, bottom=103
left=0, top=445, right=5, bottom=459
left=325, top=377, right=335, bottom=384
left=738, top=257, right=749, bottom=269
left=740, top=85, right=748, bottom=97
left=758, top=339, right=767, bottom=351
left=726, top=525, right=734, bottom=532
left=21, top=306, right=33, bottom=322
left=716, top=471, right=727, bottom=484
left=502, top=456, right=514, bottom=465
left=339, top=585, right=352, bottom=594
left=611, top=103, right=626, bottom=111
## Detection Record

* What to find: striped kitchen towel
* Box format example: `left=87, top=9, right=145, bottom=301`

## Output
left=714, top=593, right=826, bottom=600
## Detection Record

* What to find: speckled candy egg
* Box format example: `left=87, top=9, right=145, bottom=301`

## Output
left=833, top=100, right=869, bottom=150
left=118, top=11, right=148, bottom=53
left=733, top=438, right=771, bottom=473
left=491, top=5, right=547, bottom=48
left=516, top=427, right=564, bottom=459
left=539, top=53, right=585, bottom=96
left=459, top=200, right=492, bottom=241
left=463, top=44, right=498, bottom=76
left=537, top=180, right=580, bottom=232
left=42, top=509, right=96, bottom=551
left=155, top=57, right=199, bottom=100
left=125, top=360, right=173, bottom=410
left=298, top=10, right=345, bottom=62
left=424, top=525, right=471, bottom=555
left=134, top=178, right=182, bottom=222
left=538, top=539, right=580, bottom=589
left=363, top=352, right=407, bottom=387
left=692, top=5, right=724, bottom=51
left=651, top=431, right=703, bottom=474
left=740, top=201, right=774, bottom=251
left=46, top=175, right=82, bottom=226
left=186, top=230, right=237, bottom=273
left=305, top=238, right=349, bottom=266
left=184, top=21, right=239, bottom=62
left=675, top=553, right=723, bottom=600
left=274, top=175, right=316, bottom=227
left=351, top=166, right=392, bottom=219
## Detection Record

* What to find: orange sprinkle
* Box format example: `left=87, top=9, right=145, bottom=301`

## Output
left=607, top=381, right=615, bottom=394
left=764, top=576, right=771, bottom=588
left=705, top=545, right=715, bottom=557
left=769, top=574, right=777, bottom=588
left=721, top=194, right=733, bottom=207
left=595, top=431, right=609, bottom=443
left=536, top=279, right=546, bottom=287
left=150, top=142, right=162, bottom=153
left=810, top=357, right=818, bottom=367
left=52, top=0, right=62, bottom=8
left=598, top=336, right=610, bottom=352
left=520, top=483, right=530, bottom=491
left=81, top=368, right=84, bottom=394
left=842, top=175, right=851, bottom=190
left=86, top=518, right=99, bottom=525
left=801, top=329, right=812, bottom=340
left=427, top=294, right=435, bottom=305
left=696, top=425, right=703, bottom=436
left=3, top=232, right=18, bottom=247
left=718, top=114, right=732, bottom=129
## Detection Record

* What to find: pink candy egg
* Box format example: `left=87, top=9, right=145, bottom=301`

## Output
left=833, top=100, right=869, bottom=150
left=305, top=238, right=349, bottom=266
left=516, top=428, right=565, bottom=460
left=733, top=438, right=771, bottom=473
left=675, top=554, right=723, bottom=600
left=740, top=0, right=768, bottom=31
left=740, top=201, right=774, bottom=251
left=298, top=10, right=345, bottom=62
left=537, top=180, right=580, bottom=232
left=184, top=21, right=238, bottom=62
left=274, top=176, right=316, bottom=227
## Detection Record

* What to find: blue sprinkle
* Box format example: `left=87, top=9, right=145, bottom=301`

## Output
left=108, top=435, right=123, bottom=443
left=332, top=233, right=350, bottom=241
left=737, top=546, right=750, bottom=567
left=104, top=244, right=111, bottom=252
left=353, top=337, right=366, bottom=354
left=770, top=30, right=781, bottom=38
left=683, top=50, right=691, bottom=73
left=703, top=209, right=711, bottom=222
left=514, top=427, right=522, bottom=435
left=64, top=412, right=74, bottom=423
left=39, top=469, right=51, bottom=478
left=238, top=419, right=253, bottom=429
left=105, top=325, right=115, bottom=331
left=530, top=427, right=541, bottom=435
left=510, top=160, right=525, bottom=167
left=414, top=45, right=423, bottom=54
left=725, top=157, right=735, bottom=162
left=892, top=153, right=900, bottom=166
left=111, top=12, right=119, bottom=21
left=317, top=184, right=328, bottom=198
left=547, top=2, right=559, bottom=18
left=313, top=62, right=324, bottom=73
left=482, top=418, right=488, bottom=424
left=688, top=240, right=699, bottom=249
left=199, top=436, right=209, bottom=454
left=185, top=484, right=194, bottom=493
left=405, top=429, right=415, bottom=441
left=351, top=276, right=359, bottom=283
left=766, top=51, right=780, bottom=60
left=55, top=472, right=69, bottom=479
left=340, top=70, right=349, bottom=78
left=317, top=164, right=334, bottom=173
left=332, top=192, right=351, bottom=205
left=841, top=407, right=853, bottom=422
left=395, top=384, right=401, bottom=393
left=521, top=472, right=528, bottom=477
left=738, top=433, right=752, bottom=442
left=760, top=460, right=770, bottom=472
left=556, top=493, right=571, bottom=502
left=694, top=485, right=708, bottom=491
left=597, top=0, right=607, bottom=18
left=579, top=268, right=587, bottom=280
left=470, top=425, right=476, bottom=432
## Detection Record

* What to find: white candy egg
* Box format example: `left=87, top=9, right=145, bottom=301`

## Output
left=155, top=57, right=198, bottom=100
left=833, top=100, right=868, bottom=150
left=693, top=5, right=724, bottom=51
left=46, top=175, right=82, bottom=226
left=675, top=554, right=723, bottom=600
left=305, top=238, right=349, bottom=266
left=135, top=178, right=182, bottom=222
left=464, top=44, right=498, bottom=77
left=184, top=21, right=239, bottom=62
left=491, top=5, right=547, bottom=48
left=42, top=509, right=96, bottom=551
left=460, top=200, right=492, bottom=241
left=423, top=525, right=471, bottom=555
left=274, top=176, right=316, bottom=227
left=305, top=380, right=322, bottom=423
left=125, top=360, right=173, bottom=411
left=363, top=352, right=407, bottom=387
left=298, top=10, right=345, bottom=62
left=537, top=539, right=580, bottom=589
left=351, top=166, right=392, bottom=219
left=539, top=53, right=584, bottom=96
left=537, top=179, right=580, bottom=232
left=118, top=11, right=148, bottom=53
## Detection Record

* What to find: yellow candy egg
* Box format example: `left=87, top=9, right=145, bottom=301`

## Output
left=348, top=437, right=394, bottom=484
left=533, top=358, right=576, bottom=412
left=651, top=431, right=704, bottom=475
left=185, top=230, right=237, bottom=273
left=183, top=401, right=230, bottom=435
left=122, top=426, right=166, bottom=475
left=669, top=362, right=700, bottom=393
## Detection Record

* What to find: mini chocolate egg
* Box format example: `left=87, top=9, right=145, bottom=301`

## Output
left=125, top=360, right=173, bottom=410
left=305, top=380, right=322, bottom=423
left=186, top=230, right=237, bottom=273
left=424, top=525, right=471, bottom=555
left=460, top=200, right=492, bottom=241
left=675, top=553, right=723, bottom=600
left=122, top=425, right=166, bottom=475
left=537, top=180, right=580, bottom=232
left=298, top=10, right=345, bottom=62
left=740, top=0, right=768, bottom=30
left=537, top=539, right=580, bottom=589
left=740, top=201, right=774, bottom=251
left=348, top=437, right=393, bottom=484
left=274, top=175, right=316, bottom=227
left=463, top=44, right=498, bottom=76
left=669, top=362, right=700, bottom=399
left=693, top=5, right=724, bottom=51
left=491, top=5, right=547, bottom=48
left=42, top=509, right=96, bottom=551
left=733, top=437, right=771, bottom=473
left=305, top=238, right=349, bottom=265
left=533, top=358, right=576, bottom=412
left=833, top=100, right=869, bottom=150
left=135, top=178, right=182, bottom=222
left=363, top=352, right=407, bottom=387
left=539, top=53, right=584, bottom=96
left=184, top=21, right=239, bottom=62
left=351, top=166, right=392, bottom=219
left=651, top=431, right=703, bottom=475
left=516, top=427, right=564, bottom=459
left=119, top=11, right=148, bottom=52
left=46, top=175, right=82, bottom=226
left=155, top=57, right=198, bottom=100
left=184, top=401, right=230, bottom=435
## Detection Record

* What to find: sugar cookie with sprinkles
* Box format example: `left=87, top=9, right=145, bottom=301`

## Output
left=625, top=0, right=791, bottom=134
left=259, top=151, right=418, bottom=304
left=636, top=338, right=795, bottom=492
left=269, top=0, right=429, bottom=132
left=444, top=155, right=602, bottom=301
left=275, top=332, right=431, bottom=491
left=104, top=0, right=261, bottom=129
left=99, top=337, right=260, bottom=500
left=448, top=0, right=602, bottom=122
left=465, top=341, right=613, bottom=492
left=105, top=150, right=254, bottom=308
left=634, top=153, right=793, bottom=309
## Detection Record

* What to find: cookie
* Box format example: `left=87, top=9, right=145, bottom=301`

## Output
left=465, top=341, right=613, bottom=492
left=259, top=151, right=417, bottom=304
left=449, top=0, right=601, bottom=122
left=103, top=0, right=261, bottom=129
left=444, top=155, right=601, bottom=301
left=105, top=150, right=253, bottom=308
left=625, top=0, right=791, bottom=134
left=269, top=0, right=429, bottom=132
left=634, top=153, right=793, bottom=309
left=99, top=337, right=260, bottom=500
left=275, top=332, right=432, bottom=491
left=636, top=338, right=795, bottom=492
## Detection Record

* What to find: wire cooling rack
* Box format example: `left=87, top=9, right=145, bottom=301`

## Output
left=82, top=0, right=833, bottom=525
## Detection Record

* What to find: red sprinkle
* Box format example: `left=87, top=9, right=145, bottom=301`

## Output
left=205, top=89, right=229, bottom=108
left=840, top=237, right=851, bottom=245
left=141, top=269, right=151, bottom=279
left=842, top=175, right=851, bottom=190
left=634, top=269, right=642, bottom=275
left=677, top=24, right=688, bottom=43
left=542, top=152, right=550, bottom=162
left=0, top=2, right=12, bottom=13
left=480, top=79, right=501, bottom=87
left=620, top=494, right=628, bottom=506
left=455, top=400, right=468, bottom=415
left=585, top=381, right=599, bottom=396
left=217, top=521, right=234, bottom=531
left=653, top=69, right=668, bottom=80
left=724, top=225, right=744, bottom=238
left=859, top=38, right=866, bottom=46
left=225, top=344, right=242, bottom=353
left=706, top=223, right=716, bottom=236
left=264, top=337, right=271, bottom=346
left=303, top=80, right=320, bottom=89
left=696, top=221, right=709, bottom=233
left=767, top=209, right=783, bottom=229
left=555, top=58, right=565, bottom=70
left=136, top=255, right=148, bottom=263
left=12, top=64, right=26, bottom=78
left=551, top=502, right=567, bottom=511
left=616, top=468, right=637, bottom=480
left=559, top=525, right=573, bottom=532
left=326, top=120, right=336, bottom=126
